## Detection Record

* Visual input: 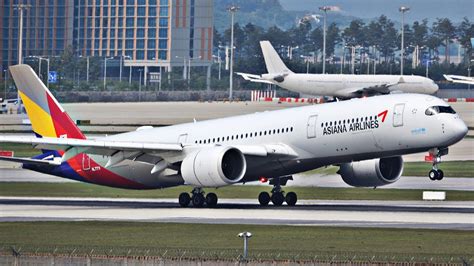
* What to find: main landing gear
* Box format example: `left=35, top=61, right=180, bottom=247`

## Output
left=179, top=188, right=218, bottom=208
left=428, top=148, right=448, bottom=181
left=258, top=176, right=298, bottom=206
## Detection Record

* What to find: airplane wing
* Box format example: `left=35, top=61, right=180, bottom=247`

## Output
left=444, top=74, right=474, bottom=85
left=338, top=77, right=406, bottom=97
left=0, top=136, right=297, bottom=170
left=236, top=72, right=274, bottom=84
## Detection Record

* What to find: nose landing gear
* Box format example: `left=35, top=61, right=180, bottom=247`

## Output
left=179, top=188, right=218, bottom=208
left=258, top=176, right=298, bottom=206
left=427, top=148, right=448, bottom=181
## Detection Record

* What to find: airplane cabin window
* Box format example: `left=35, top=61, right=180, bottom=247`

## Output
left=425, top=107, right=438, bottom=116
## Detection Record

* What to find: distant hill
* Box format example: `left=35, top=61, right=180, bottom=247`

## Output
left=213, top=0, right=358, bottom=32
left=279, top=0, right=472, bottom=23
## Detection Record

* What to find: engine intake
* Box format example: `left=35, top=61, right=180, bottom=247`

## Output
left=338, top=156, right=403, bottom=187
left=181, top=146, right=246, bottom=187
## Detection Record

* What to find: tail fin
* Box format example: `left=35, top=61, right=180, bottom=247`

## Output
left=260, top=41, right=294, bottom=74
left=9, top=64, right=86, bottom=140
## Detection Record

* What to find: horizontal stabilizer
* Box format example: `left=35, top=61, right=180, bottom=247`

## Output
left=236, top=72, right=274, bottom=84
left=0, top=155, right=61, bottom=166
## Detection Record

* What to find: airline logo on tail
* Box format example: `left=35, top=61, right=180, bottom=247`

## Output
left=9, top=65, right=85, bottom=140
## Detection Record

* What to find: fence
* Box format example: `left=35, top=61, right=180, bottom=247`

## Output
left=1, top=245, right=472, bottom=265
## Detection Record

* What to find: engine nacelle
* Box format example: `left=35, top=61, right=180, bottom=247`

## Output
left=181, top=146, right=246, bottom=187
left=338, top=156, right=404, bottom=187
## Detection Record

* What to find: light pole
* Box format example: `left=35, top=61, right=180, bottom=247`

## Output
left=28, top=56, right=50, bottom=87
left=175, top=56, right=187, bottom=80
left=228, top=5, right=239, bottom=100
left=425, top=59, right=434, bottom=78
left=14, top=4, right=31, bottom=65
left=188, top=56, right=202, bottom=89
left=103, top=57, right=114, bottom=90
left=238, top=232, right=252, bottom=261
left=319, top=6, right=336, bottom=74
left=119, top=55, right=123, bottom=82
left=86, top=56, right=90, bottom=83
left=122, top=55, right=131, bottom=85
left=3, top=70, right=7, bottom=100
left=218, top=45, right=225, bottom=80
left=138, top=68, right=143, bottom=102
left=399, top=6, right=410, bottom=76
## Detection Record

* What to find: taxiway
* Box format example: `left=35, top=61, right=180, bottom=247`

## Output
left=0, top=197, right=472, bottom=230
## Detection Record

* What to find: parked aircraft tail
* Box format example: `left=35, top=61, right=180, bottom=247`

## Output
left=260, top=41, right=294, bottom=75
left=9, top=65, right=86, bottom=140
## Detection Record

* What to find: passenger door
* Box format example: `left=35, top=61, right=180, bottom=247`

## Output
left=82, top=154, right=91, bottom=171
left=178, top=133, right=188, bottom=145
left=393, top=104, right=405, bottom=127
left=307, top=115, right=318, bottom=138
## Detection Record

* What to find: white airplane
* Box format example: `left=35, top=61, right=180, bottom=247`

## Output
left=0, top=65, right=467, bottom=207
left=237, top=41, right=439, bottom=98
left=444, top=74, right=474, bottom=85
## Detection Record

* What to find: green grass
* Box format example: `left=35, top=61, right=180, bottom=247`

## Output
left=0, top=143, right=39, bottom=157
left=403, top=161, right=474, bottom=177
left=304, top=161, right=474, bottom=177
left=0, top=222, right=472, bottom=262
left=0, top=182, right=473, bottom=201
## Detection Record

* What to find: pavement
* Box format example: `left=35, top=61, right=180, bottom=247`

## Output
left=0, top=197, right=473, bottom=230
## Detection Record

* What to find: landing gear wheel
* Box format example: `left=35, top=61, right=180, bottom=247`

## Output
left=271, top=192, right=285, bottom=206
left=258, top=192, right=271, bottom=206
left=192, top=193, right=205, bottom=208
left=178, top=192, right=191, bottom=207
left=429, top=169, right=438, bottom=181
left=285, top=192, right=297, bottom=206
left=205, top=193, right=218, bottom=207
left=436, top=169, right=444, bottom=180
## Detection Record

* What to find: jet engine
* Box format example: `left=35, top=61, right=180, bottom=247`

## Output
left=338, top=156, right=403, bottom=187
left=262, top=73, right=286, bottom=83
left=180, top=146, right=247, bottom=187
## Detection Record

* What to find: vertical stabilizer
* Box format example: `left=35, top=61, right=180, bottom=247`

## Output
left=9, top=64, right=86, bottom=140
left=260, top=41, right=294, bottom=74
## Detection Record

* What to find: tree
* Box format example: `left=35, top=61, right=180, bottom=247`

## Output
left=412, top=19, right=429, bottom=47
left=223, top=23, right=245, bottom=54
left=325, top=23, right=340, bottom=57
left=342, top=19, right=365, bottom=46
left=376, top=16, right=398, bottom=62
left=432, top=18, right=457, bottom=63
left=457, top=17, right=474, bottom=64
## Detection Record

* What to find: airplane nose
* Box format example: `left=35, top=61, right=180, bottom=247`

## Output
left=450, top=119, right=468, bottom=144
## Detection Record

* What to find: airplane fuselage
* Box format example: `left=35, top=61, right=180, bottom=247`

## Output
left=26, top=94, right=467, bottom=189
left=277, top=74, right=439, bottom=97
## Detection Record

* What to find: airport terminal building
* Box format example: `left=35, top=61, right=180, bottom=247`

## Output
left=1, top=0, right=214, bottom=82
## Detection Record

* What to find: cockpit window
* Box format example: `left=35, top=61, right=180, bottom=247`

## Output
left=425, top=106, right=456, bottom=116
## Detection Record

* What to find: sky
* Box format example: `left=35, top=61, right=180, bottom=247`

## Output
left=279, top=0, right=473, bottom=23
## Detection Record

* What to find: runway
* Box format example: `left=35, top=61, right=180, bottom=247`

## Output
left=0, top=197, right=473, bottom=230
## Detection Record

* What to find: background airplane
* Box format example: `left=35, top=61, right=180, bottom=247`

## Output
left=444, top=74, right=474, bottom=85
left=0, top=65, right=467, bottom=207
left=237, top=41, right=439, bottom=98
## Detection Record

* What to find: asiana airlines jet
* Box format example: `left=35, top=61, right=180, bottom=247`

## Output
left=0, top=65, right=467, bottom=207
